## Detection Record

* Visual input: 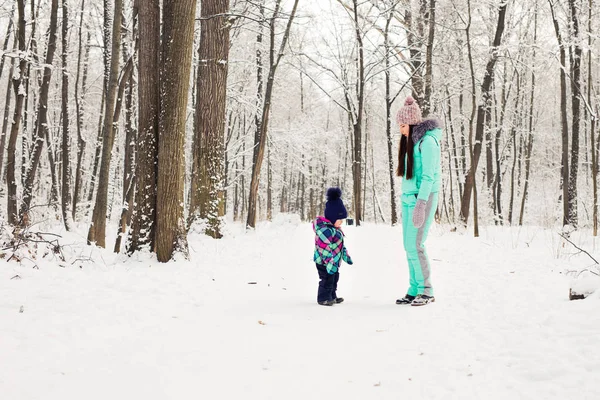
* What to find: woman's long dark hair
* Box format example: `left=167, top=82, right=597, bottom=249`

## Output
left=396, top=125, right=415, bottom=179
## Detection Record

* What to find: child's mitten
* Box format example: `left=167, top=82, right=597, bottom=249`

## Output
left=412, top=199, right=427, bottom=228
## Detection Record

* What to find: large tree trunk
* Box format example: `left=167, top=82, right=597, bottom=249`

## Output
left=189, top=0, right=231, bottom=238
left=19, top=0, right=59, bottom=225
left=7, top=0, right=27, bottom=225
left=246, top=0, right=299, bottom=228
left=129, top=0, right=159, bottom=253
left=155, top=0, right=197, bottom=261
left=61, top=0, right=73, bottom=230
left=87, top=0, right=123, bottom=247
left=459, top=1, right=508, bottom=226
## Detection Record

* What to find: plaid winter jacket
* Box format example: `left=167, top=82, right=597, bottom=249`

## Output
left=313, top=216, right=353, bottom=274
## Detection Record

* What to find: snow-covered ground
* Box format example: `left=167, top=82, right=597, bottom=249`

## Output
left=2, top=217, right=600, bottom=400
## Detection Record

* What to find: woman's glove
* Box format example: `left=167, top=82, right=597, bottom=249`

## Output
left=412, top=199, right=427, bottom=228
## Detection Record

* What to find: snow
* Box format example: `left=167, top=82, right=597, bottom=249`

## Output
left=2, top=218, right=600, bottom=399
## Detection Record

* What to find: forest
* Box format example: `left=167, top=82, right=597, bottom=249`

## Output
left=0, top=0, right=598, bottom=261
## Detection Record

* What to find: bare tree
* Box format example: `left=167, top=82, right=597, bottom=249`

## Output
left=19, top=0, right=60, bottom=225
left=459, top=0, right=508, bottom=229
left=246, top=0, right=300, bottom=228
left=72, top=1, right=91, bottom=221
left=87, top=0, right=123, bottom=247
left=61, top=0, right=73, bottom=230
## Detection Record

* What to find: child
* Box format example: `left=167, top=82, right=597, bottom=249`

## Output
left=312, top=187, right=353, bottom=306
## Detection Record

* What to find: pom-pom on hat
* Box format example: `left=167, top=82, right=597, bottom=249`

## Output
left=324, top=187, right=348, bottom=223
left=396, top=95, right=422, bottom=126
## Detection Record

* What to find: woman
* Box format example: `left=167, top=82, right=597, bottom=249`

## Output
left=395, top=96, right=442, bottom=307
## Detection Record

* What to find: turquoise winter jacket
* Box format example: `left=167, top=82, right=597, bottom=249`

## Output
left=401, top=118, right=443, bottom=201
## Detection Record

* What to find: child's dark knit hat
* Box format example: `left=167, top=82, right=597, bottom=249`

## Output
left=324, top=187, right=348, bottom=223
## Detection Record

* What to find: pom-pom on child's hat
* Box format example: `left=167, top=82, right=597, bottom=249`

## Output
left=396, top=95, right=422, bottom=126
left=324, top=187, right=348, bottom=223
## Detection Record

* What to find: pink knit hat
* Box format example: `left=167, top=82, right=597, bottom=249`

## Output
left=396, top=96, right=422, bottom=126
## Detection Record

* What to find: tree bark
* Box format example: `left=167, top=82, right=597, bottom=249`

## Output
left=61, top=0, right=73, bottom=230
left=7, top=0, right=27, bottom=225
left=155, top=0, right=197, bottom=261
left=189, top=0, right=231, bottom=238
left=567, top=0, right=581, bottom=227
left=129, top=0, right=159, bottom=253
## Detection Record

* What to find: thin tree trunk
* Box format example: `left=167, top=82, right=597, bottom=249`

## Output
left=155, top=0, right=196, bottom=261
left=0, top=6, right=14, bottom=81
left=20, top=0, right=59, bottom=224
left=86, top=91, right=105, bottom=205
left=61, top=0, right=73, bottom=230
left=87, top=0, right=123, bottom=247
left=422, top=0, right=435, bottom=116
left=463, top=0, right=480, bottom=236
left=267, top=142, right=273, bottom=220
left=589, top=0, right=597, bottom=235
left=548, top=0, right=570, bottom=227
left=350, top=0, right=364, bottom=226
left=384, top=6, right=398, bottom=225
left=73, top=4, right=90, bottom=221
left=114, top=19, right=137, bottom=253
left=519, top=7, right=537, bottom=226
left=0, top=34, right=17, bottom=179
left=459, top=1, right=508, bottom=227
left=446, top=87, right=463, bottom=203
left=567, top=0, right=581, bottom=227
left=7, top=0, right=27, bottom=225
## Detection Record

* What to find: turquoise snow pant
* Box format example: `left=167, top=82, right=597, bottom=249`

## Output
left=401, top=192, right=438, bottom=297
